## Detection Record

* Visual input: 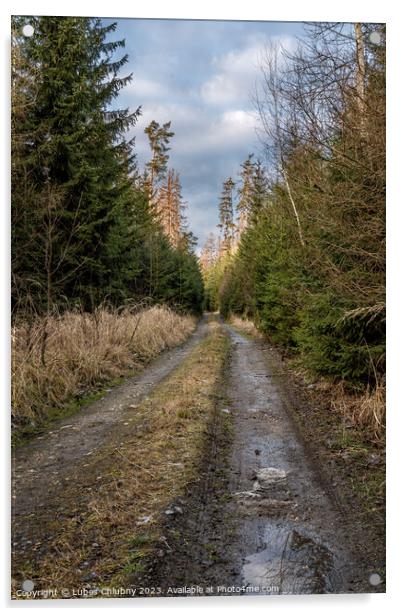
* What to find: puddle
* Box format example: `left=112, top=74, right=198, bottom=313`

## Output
left=242, top=526, right=336, bottom=594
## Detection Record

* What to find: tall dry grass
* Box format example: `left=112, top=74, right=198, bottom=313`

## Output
left=228, top=314, right=263, bottom=338
left=329, top=379, right=386, bottom=443
left=12, top=305, right=196, bottom=428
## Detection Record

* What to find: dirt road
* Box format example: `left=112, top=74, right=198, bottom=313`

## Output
left=12, top=319, right=209, bottom=556
left=12, top=316, right=377, bottom=596
left=224, top=325, right=359, bottom=593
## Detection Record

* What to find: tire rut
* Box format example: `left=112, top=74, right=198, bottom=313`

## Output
left=144, top=321, right=369, bottom=595
left=224, top=324, right=367, bottom=594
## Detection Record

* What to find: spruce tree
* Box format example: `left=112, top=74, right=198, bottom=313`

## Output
left=200, top=233, right=218, bottom=271
left=144, top=120, right=174, bottom=203
left=237, top=154, right=255, bottom=233
left=12, top=16, right=141, bottom=311
left=158, top=170, right=184, bottom=246
left=218, top=177, right=236, bottom=254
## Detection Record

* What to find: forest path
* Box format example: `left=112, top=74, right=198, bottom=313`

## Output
left=12, top=315, right=368, bottom=596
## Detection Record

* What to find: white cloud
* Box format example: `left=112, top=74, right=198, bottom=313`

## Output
left=122, top=26, right=299, bottom=247
left=131, top=101, right=259, bottom=197
left=130, top=101, right=259, bottom=248
left=129, top=77, right=168, bottom=98
left=200, top=35, right=296, bottom=106
left=201, top=46, right=262, bottom=106
left=133, top=102, right=257, bottom=159
left=174, top=108, right=258, bottom=158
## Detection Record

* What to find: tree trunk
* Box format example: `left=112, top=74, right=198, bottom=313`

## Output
left=354, top=23, right=367, bottom=138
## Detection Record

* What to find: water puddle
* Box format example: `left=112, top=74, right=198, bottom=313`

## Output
left=242, top=526, right=336, bottom=594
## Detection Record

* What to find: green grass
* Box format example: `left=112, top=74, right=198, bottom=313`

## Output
left=12, top=377, right=125, bottom=447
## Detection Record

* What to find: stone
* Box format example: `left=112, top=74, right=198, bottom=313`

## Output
left=254, top=467, right=287, bottom=491
left=136, top=514, right=153, bottom=526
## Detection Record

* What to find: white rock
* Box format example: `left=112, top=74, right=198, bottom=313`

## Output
left=136, top=515, right=153, bottom=526
left=254, top=467, right=288, bottom=491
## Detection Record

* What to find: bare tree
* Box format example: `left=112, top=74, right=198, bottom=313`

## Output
left=255, top=43, right=305, bottom=247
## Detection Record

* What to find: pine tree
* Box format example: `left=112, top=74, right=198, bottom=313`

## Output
left=11, top=19, right=41, bottom=314
left=250, top=160, right=268, bottom=218
left=11, top=16, right=141, bottom=311
left=200, top=233, right=218, bottom=271
left=144, top=120, right=174, bottom=204
left=144, top=120, right=174, bottom=296
left=218, top=177, right=236, bottom=255
left=237, top=155, right=255, bottom=234
left=158, top=169, right=184, bottom=246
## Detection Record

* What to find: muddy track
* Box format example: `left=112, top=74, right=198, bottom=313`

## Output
left=144, top=322, right=372, bottom=595
left=223, top=325, right=365, bottom=594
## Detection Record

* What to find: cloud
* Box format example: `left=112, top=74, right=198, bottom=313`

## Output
left=134, top=102, right=257, bottom=154
left=130, top=101, right=260, bottom=247
left=111, top=18, right=303, bottom=248
left=200, top=35, right=297, bottom=106
left=127, top=77, right=168, bottom=99
left=201, top=42, right=263, bottom=106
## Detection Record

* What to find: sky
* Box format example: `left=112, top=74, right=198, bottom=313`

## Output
left=105, top=18, right=305, bottom=250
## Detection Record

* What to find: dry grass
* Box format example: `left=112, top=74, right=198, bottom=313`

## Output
left=12, top=305, right=196, bottom=429
left=228, top=314, right=262, bottom=338
left=301, top=377, right=385, bottom=443
left=328, top=379, right=385, bottom=443
left=11, top=318, right=230, bottom=597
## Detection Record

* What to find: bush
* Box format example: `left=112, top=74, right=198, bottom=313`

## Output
left=295, top=292, right=385, bottom=384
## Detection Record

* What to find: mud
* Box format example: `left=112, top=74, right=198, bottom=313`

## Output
left=225, top=325, right=368, bottom=594
left=12, top=316, right=378, bottom=596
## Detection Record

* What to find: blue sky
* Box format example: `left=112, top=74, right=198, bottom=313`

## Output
left=105, top=18, right=305, bottom=249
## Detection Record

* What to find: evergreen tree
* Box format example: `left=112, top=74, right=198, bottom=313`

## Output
left=12, top=16, right=141, bottom=311
left=250, top=160, right=268, bottom=218
left=144, top=120, right=174, bottom=203
left=237, top=155, right=255, bottom=233
left=12, top=19, right=205, bottom=318
left=218, top=177, right=236, bottom=254
left=158, top=169, right=184, bottom=246
left=11, top=19, right=41, bottom=314
left=215, top=24, right=385, bottom=386
left=200, top=233, right=218, bottom=271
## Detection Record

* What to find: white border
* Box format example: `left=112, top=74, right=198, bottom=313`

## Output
left=1, top=1, right=400, bottom=614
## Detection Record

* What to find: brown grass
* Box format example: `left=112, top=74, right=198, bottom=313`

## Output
left=328, top=379, right=385, bottom=443
left=228, top=314, right=263, bottom=338
left=11, top=318, right=230, bottom=597
left=12, top=305, right=196, bottom=429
